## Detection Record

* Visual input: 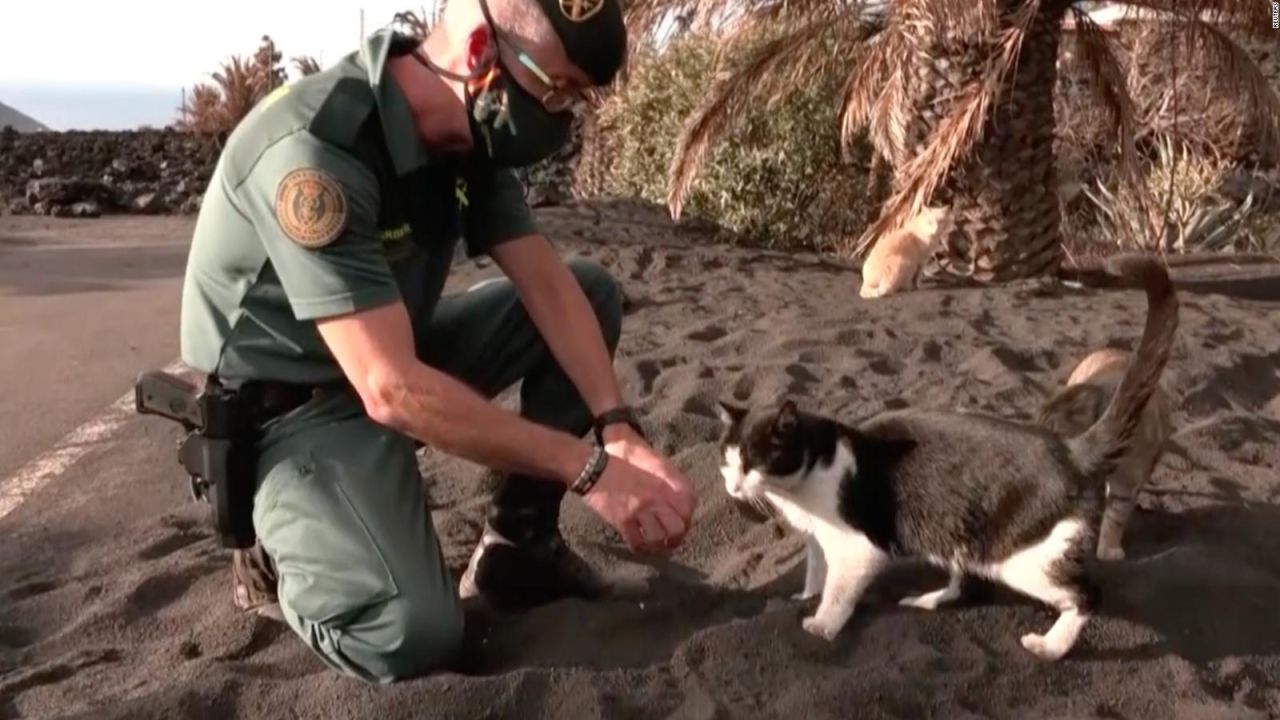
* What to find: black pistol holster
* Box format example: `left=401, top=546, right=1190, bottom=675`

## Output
left=133, top=371, right=259, bottom=549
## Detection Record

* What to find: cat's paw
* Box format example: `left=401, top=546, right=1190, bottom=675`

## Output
left=1020, top=632, right=1068, bottom=661
left=801, top=615, right=840, bottom=641
left=1096, top=545, right=1126, bottom=562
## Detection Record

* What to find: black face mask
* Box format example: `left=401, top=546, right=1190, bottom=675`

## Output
left=462, top=57, right=573, bottom=169
left=410, top=9, right=574, bottom=169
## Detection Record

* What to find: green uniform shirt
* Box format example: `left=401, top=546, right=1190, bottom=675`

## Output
left=179, top=28, right=538, bottom=384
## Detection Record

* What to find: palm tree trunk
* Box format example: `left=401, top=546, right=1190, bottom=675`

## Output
left=889, top=1, right=1074, bottom=283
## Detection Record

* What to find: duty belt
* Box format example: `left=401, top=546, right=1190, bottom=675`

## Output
left=133, top=371, right=350, bottom=549
left=240, top=379, right=350, bottom=426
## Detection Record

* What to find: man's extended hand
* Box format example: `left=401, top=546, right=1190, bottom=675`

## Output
left=488, top=237, right=696, bottom=552
left=581, top=425, right=696, bottom=553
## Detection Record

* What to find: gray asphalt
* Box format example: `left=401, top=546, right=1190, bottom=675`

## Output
left=0, top=215, right=192, bottom=483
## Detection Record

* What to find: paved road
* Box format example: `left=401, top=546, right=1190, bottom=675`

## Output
left=0, top=216, right=193, bottom=487
left=0, top=214, right=499, bottom=538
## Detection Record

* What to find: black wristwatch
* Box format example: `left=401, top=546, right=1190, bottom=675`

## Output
left=593, top=405, right=645, bottom=443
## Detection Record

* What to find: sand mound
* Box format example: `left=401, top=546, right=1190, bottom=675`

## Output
left=4, top=201, right=1280, bottom=719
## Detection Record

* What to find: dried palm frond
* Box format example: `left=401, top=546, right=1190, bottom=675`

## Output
left=212, top=55, right=267, bottom=130
left=623, top=0, right=719, bottom=50
left=626, top=0, right=856, bottom=41
left=619, top=0, right=1277, bottom=278
left=853, top=0, right=1045, bottom=257
left=708, top=1, right=854, bottom=72
left=1069, top=7, right=1140, bottom=183
left=292, top=55, right=323, bottom=77
left=917, top=0, right=1001, bottom=42
left=251, top=36, right=286, bottom=93
left=1169, top=17, right=1280, bottom=161
left=665, top=14, right=871, bottom=220
left=175, top=49, right=274, bottom=141
left=176, top=84, right=227, bottom=136
left=622, top=0, right=898, bottom=76
left=1114, top=28, right=1280, bottom=172
left=1067, top=6, right=1168, bottom=242
left=866, top=39, right=914, bottom=165
left=838, top=17, right=904, bottom=160
left=1117, top=0, right=1274, bottom=37
left=392, top=10, right=431, bottom=37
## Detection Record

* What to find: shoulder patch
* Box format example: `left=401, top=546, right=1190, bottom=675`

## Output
left=275, top=168, right=348, bottom=248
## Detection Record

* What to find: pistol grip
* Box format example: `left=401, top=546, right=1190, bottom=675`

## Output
left=134, top=370, right=202, bottom=430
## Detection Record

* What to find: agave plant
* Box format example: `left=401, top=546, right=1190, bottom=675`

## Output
left=624, top=0, right=1279, bottom=284
left=1084, top=133, right=1263, bottom=253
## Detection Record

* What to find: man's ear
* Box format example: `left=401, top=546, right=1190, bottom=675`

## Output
left=464, top=24, right=494, bottom=72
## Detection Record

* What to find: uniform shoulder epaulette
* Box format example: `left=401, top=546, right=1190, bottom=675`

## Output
left=307, top=77, right=377, bottom=153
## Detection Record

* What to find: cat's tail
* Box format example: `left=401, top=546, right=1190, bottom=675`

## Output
left=1060, top=254, right=1179, bottom=483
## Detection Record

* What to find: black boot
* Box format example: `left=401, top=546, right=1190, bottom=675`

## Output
left=457, top=523, right=619, bottom=612
left=458, top=472, right=646, bottom=612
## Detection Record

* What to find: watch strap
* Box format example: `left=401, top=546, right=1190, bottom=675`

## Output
left=593, top=405, right=644, bottom=442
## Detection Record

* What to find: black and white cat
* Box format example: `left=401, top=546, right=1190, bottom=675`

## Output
left=716, top=254, right=1178, bottom=661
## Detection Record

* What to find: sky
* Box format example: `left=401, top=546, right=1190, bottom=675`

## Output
left=0, top=1, right=442, bottom=129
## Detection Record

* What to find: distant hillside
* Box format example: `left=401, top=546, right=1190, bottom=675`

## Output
left=0, top=101, right=48, bottom=132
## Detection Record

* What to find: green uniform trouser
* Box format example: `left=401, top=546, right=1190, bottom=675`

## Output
left=251, top=258, right=622, bottom=684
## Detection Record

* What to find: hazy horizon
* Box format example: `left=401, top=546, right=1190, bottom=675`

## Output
left=0, top=0, right=900, bottom=131
left=1, top=82, right=187, bottom=131
left=0, top=1, right=438, bottom=130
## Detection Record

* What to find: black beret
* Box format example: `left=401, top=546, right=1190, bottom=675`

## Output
left=530, top=0, right=627, bottom=85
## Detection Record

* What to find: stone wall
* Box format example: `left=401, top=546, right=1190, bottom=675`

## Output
left=0, top=127, right=220, bottom=217
left=0, top=122, right=581, bottom=219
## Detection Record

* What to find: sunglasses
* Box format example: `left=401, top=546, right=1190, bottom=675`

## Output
left=491, top=32, right=588, bottom=115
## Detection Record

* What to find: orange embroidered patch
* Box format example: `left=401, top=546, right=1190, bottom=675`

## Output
left=275, top=168, right=347, bottom=248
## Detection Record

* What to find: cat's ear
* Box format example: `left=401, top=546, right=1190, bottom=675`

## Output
left=773, top=399, right=799, bottom=434
left=717, top=401, right=747, bottom=427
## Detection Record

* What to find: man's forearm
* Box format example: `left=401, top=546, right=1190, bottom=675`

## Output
left=502, top=245, right=624, bottom=418
left=528, top=271, right=622, bottom=415
left=371, top=360, right=592, bottom=485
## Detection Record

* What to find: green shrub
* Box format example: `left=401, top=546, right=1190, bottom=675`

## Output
left=574, top=32, right=874, bottom=253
